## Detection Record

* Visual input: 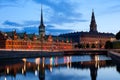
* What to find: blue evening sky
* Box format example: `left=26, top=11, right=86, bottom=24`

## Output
left=0, top=0, right=120, bottom=35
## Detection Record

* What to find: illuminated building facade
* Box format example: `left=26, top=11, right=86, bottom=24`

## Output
left=0, top=7, right=73, bottom=51
left=59, top=10, right=115, bottom=48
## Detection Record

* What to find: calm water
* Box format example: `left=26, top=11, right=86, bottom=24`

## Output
left=0, top=53, right=120, bottom=80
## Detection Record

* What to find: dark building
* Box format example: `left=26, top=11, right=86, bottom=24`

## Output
left=59, top=10, right=115, bottom=48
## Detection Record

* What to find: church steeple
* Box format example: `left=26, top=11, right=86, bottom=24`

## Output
left=39, top=5, right=45, bottom=38
left=40, top=6, right=44, bottom=26
left=89, top=9, right=98, bottom=33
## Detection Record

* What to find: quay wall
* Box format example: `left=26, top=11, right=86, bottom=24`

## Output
left=0, top=50, right=64, bottom=59
left=0, top=49, right=109, bottom=59
left=108, top=51, right=120, bottom=61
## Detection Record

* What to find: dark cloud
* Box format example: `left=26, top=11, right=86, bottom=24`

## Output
left=46, top=25, right=55, bottom=28
left=23, top=26, right=38, bottom=34
left=3, top=20, right=39, bottom=27
left=2, top=19, right=74, bottom=35
left=3, top=20, right=22, bottom=27
left=46, top=28, right=73, bottom=35
left=33, top=0, right=86, bottom=24
left=23, top=20, right=39, bottom=26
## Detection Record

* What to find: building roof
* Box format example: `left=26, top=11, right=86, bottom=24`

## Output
left=80, top=31, right=115, bottom=38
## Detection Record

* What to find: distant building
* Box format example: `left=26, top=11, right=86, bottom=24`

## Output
left=0, top=7, right=73, bottom=50
left=59, top=10, right=115, bottom=48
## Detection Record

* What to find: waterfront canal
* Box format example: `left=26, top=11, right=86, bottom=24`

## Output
left=0, top=52, right=120, bottom=80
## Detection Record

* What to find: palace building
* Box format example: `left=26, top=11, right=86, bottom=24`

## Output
left=0, top=7, right=73, bottom=51
left=59, top=10, right=115, bottom=48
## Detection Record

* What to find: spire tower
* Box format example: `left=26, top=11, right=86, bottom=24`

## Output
left=39, top=5, right=45, bottom=38
left=89, top=9, right=98, bottom=33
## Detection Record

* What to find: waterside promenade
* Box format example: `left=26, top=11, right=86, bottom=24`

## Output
left=0, top=49, right=117, bottom=59
left=109, top=50, right=120, bottom=62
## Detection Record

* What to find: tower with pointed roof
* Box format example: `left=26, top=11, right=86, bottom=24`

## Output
left=89, top=10, right=98, bottom=33
left=39, top=6, right=45, bottom=39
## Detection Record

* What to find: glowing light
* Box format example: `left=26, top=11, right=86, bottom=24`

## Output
left=35, top=58, right=40, bottom=65
left=50, top=66, right=52, bottom=72
left=50, top=57, right=53, bottom=66
left=5, top=77, right=7, bottom=80
left=7, top=67, right=9, bottom=74
left=42, top=57, right=45, bottom=68
left=37, top=65, right=40, bottom=71
left=22, top=68, right=24, bottom=74
left=35, top=70, right=38, bottom=76
left=22, top=58, right=26, bottom=62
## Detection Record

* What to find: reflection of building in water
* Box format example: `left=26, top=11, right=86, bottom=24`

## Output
left=64, top=56, right=72, bottom=68
left=0, top=56, right=114, bottom=80
left=90, top=65, right=97, bottom=80
left=90, top=55, right=99, bottom=80
left=39, top=58, right=45, bottom=80
left=49, top=57, right=53, bottom=72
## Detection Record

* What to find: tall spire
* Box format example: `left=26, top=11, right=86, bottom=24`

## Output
left=89, top=9, right=98, bottom=33
left=40, top=5, right=44, bottom=25
left=39, top=5, right=45, bottom=38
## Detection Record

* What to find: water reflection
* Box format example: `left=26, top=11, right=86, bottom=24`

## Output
left=0, top=54, right=119, bottom=80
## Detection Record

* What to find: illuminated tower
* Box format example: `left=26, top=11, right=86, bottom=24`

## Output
left=89, top=10, right=98, bottom=33
left=39, top=6, right=45, bottom=39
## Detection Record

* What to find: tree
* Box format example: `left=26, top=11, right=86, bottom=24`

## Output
left=105, top=41, right=113, bottom=49
left=86, top=43, right=90, bottom=48
left=91, top=43, right=96, bottom=48
left=116, top=31, right=120, bottom=40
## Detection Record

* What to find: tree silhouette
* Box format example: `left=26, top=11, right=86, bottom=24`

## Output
left=91, top=43, right=96, bottom=48
left=116, top=31, right=120, bottom=40
left=105, top=41, right=113, bottom=49
left=86, top=43, right=90, bottom=48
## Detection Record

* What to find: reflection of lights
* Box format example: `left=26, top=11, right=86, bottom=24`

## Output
left=7, top=67, right=9, bottom=74
left=28, top=62, right=31, bottom=66
left=50, top=57, right=53, bottom=66
left=22, top=58, right=26, bottom=62
left=50, top=57, right=53, bottom=72
left=95, top=55, right=99, bottom=61
left=22, top=58, right=27, bottom=72
left=66, top=56, right=72, bottom=68
left=35, top=58, right=40, bottom=65
left=69, top=56, right=72, bottom=68
left=64, top=56, right=67, bottom=64
left=55, top=57, right=58, bottom=66
left=42, top=57, right=45, bottom=68
left=95, top=55, right=100, bottom=68
left=37, top=65, right=40, bottom=71
left=35, top=70, right=38, bottom=76
left=24, top=64, right=26, bottom=71
left=5, top=77, right=7, bottom=80
left=50, top=66, right=52, bottom=72
left=22, top=68, right=24, bottom=74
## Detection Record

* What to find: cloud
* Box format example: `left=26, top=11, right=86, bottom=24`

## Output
left=23, top=20, right=39, bottom=26
left=33, top=0, right=86, bottom=24
left=1, top=20, right=73, bottom=35
left=46, top=28, right=73, bottom=35
left=23, top=26, right=38, bottom=34
left=0, top=0, right=27, bottom=8
left=3, top=20, right=22, bottom=27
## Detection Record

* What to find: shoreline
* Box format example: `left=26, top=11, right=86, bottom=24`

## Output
left=0, top=49, right=108, bottom=59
